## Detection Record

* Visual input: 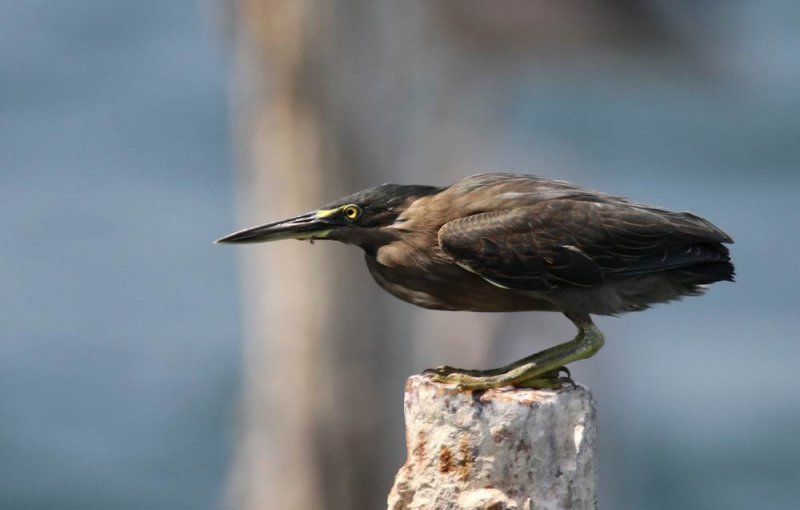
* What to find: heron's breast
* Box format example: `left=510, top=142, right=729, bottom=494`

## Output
left=365, top=249, right=557, bottom=313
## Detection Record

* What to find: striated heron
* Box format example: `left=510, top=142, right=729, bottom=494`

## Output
left=217, top=173, right=734, bottom=390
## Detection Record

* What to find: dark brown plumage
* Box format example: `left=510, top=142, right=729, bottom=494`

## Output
left=217, top=173, right=734, bottom=389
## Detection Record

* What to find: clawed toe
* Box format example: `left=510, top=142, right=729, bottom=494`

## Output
left=421, top=323, right=603, bottom=391
left=422, top=365, right=457, bottom=377
left=423, top=364, right=491, bottom=378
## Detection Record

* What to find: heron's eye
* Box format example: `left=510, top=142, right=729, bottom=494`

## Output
left=343, top=205, right=362, bottom=221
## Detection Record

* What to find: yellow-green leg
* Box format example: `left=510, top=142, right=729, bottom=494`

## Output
left=424, top=313, right=604, bottom=390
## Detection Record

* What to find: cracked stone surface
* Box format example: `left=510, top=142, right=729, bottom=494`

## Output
left=387, top=375, right=597, bottom=510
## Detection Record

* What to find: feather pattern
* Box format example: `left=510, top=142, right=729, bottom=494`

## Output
left=438, top=193, right=733, bottom=293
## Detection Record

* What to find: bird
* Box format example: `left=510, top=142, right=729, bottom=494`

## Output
left=216, top=173, right=734, bottom=390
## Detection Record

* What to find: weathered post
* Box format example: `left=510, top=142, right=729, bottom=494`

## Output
left=388, top=376, right=597, bottom=510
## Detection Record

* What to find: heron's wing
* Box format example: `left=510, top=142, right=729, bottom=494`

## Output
left=438, top=199, right=732, bottom=291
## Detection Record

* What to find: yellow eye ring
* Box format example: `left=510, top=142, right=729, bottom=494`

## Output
left=343, top=205, right=361, bottom=220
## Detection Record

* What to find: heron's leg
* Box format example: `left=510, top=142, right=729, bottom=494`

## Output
left=425, top=313, right=603, bottom=390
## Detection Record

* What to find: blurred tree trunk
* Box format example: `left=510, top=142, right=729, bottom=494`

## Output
left=225, top=2, right=677, bottom=509
left=226, top=3, right=425, bottom=509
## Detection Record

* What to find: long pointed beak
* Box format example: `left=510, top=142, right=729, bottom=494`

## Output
left=215, top=212, right=334, bottom=244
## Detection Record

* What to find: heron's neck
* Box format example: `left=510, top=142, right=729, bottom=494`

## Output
left=329, top=227, right=401, bottom=256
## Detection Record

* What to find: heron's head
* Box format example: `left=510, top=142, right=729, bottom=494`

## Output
left=216, top=183, right=442, bottom=253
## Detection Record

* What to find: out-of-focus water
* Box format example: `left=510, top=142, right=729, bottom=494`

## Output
left=0, top=1, right=240, bottom=509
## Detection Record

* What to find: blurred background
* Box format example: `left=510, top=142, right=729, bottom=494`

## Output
left=2, top=1, right=799, bottom=509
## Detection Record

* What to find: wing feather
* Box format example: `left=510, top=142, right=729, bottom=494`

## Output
left=438, top=199, right=732, bottom=292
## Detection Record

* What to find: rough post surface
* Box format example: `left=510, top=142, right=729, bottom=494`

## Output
left=388, top=375, right=597, bottom=510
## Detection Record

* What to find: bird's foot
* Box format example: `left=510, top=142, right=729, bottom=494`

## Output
left=423, top=320, right=603, bottom=391
left=514, top=366, right=574, bottom=390
left=423, top=364, right=495, bottom=378
left=424, top=365, right=573, bottom=390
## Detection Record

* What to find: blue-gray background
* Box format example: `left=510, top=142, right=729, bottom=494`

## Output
left=1, top=1, right=798, bottom=509
left=1, top=1, right=240, bottom=509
